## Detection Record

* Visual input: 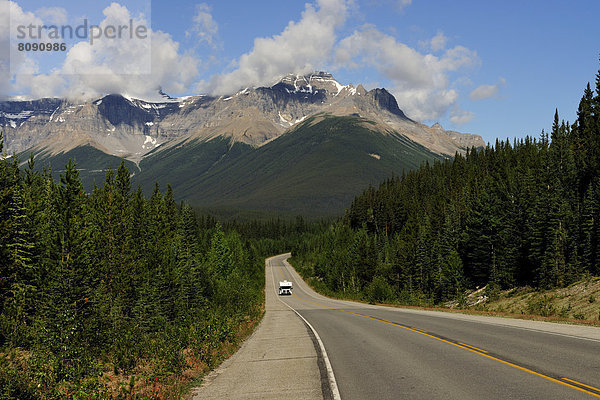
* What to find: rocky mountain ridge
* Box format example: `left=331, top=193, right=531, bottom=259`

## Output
left=1, top=72, right=484, bottom=163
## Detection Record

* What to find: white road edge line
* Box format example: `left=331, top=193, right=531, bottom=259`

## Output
left=268, top=256, right=342, bottom=400
left=280, top=259, right=600, bottom=344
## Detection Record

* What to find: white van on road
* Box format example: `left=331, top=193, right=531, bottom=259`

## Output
left=279, top=280, right=292, bottom=295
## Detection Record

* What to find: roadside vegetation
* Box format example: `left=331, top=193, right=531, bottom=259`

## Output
left=291, top=61, right=600, bottom=322
left=0, top=148, right=269, bottom=399
left=459, top=277, right=600, bottom=323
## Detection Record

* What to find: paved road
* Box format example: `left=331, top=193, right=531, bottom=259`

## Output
left=191, top=256, right=325, bottom=399
left=271, top=254, right=600, bottom=399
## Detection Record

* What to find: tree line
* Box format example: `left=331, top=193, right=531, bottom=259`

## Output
left=292, top=62, right=600, bottom=305
left=0, top=147, right=265, bottom=398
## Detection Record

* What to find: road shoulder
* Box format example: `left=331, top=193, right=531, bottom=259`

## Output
left=190, top=255, right=324, bottom=400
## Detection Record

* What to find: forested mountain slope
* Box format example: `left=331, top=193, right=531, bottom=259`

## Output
left=134, top=115, right=444, bottom=216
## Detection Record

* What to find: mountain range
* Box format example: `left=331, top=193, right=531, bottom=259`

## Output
left=2, top=72, right=484, bottom=216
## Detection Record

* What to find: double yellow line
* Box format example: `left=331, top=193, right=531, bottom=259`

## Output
left=275, top=259, right=600, bottom=398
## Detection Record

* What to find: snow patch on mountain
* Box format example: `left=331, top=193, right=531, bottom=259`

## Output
left=1, top=71, right=485, bottom=163
left=278, top=111, right=293, bottom=127
left=142, top=135, right=157, bottom=149
left=2, top=111, right=34, bottom=119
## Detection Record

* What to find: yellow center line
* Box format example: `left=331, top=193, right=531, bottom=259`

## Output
left=458, top=342, right=489, bottom=353
left=562, top=378, right=600, bottom=393
left=275, top=259, right=600, bottom=398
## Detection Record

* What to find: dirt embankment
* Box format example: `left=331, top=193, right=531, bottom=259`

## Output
left=448, top=278, right=600, bottom=325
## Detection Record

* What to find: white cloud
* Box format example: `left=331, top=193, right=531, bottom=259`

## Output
left=335, top=26, right=479, bottom=121
left=469, top=84, right=496, bottom=100
left=469, top=77, right=505, bottom=100
left=430, top=31, right=447, bottom=52
left=0, top=0, right=45, bottom=98
left=450, top=107, right=475, bottom=124
left=17, top=72, right=67, bottom=99
left=35, top=6, right=67, bottom=25
left=200, top=0, right=349, bottom=95
left=187, top=3, right=219, bottom=48
left=3, top=2, right=198, bottom=101
left=2, top=0, right=487, bottom=127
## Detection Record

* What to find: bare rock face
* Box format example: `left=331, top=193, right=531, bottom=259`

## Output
left=1, top=72, right=484, bottom=162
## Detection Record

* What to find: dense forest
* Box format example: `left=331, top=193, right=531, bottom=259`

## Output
left=293, top=64, right=600, bottom=305
left=4, top=61, right=600, bottom=399
left=0, top=149, right=268, bottom=398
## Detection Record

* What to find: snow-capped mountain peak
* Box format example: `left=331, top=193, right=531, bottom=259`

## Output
left=1, top=71, right=484, bottom=162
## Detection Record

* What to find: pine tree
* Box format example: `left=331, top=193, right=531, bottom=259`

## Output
left=46, top=159, right=95, bottom=381
left=583, top=179, right=600, bottom=275
left=177, top=204, right=204, bottom=311
left=1, top=160, right=36, bottom=347
left=575, top=83, right=595, bottom=191
left=436, top=211, right=465, bottom=301
left=113, top=161, right=134, bottom=319
left=208, top=222, right=233, bottom=278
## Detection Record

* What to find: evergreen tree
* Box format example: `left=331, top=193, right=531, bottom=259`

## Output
left=208, top=222, right=233, bottom=278
left=1, top=162, right=35, bottom=347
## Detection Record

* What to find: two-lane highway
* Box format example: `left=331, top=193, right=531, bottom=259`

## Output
left=269, top=254, right=600, bottom=399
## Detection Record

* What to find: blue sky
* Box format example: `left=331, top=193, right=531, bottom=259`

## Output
left=4, top=0, right=600, bottom=144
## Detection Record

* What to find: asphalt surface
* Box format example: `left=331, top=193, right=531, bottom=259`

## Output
left=271, top=254, right=600, bottom=399
left=191, top=256, right=324, bottom=400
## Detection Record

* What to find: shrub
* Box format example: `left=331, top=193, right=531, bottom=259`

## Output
left=573, top=312, right=586, bottom=320
left=526, top=295, right=556, bottom=317
left=365, top=276, right=395, bottom=304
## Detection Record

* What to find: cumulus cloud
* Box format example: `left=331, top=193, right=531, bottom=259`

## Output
left=423, top=31, right=447, bottom=52
left=187, top=3, right=219, bottom=48
left=2, top=1, right=198, bottom=100
left=0, top=0, right=44, bottom=98
left=450, top=107, right=475, bottom=125
left=469, top=77, right=506, bottom=100
left=200, top=0, right=349, bottom=95
left=3, top=0, right=486, bottom=126
left=16, top=72, right=67, bottom=99
left=335, top=26, right=479, bottom=121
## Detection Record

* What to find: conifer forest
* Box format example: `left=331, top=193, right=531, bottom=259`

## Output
left=0, top=152, right=271, bottom=398
left=293, top=64, right=600, bottom=304
left=3, top=62, right=600, bottom=399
